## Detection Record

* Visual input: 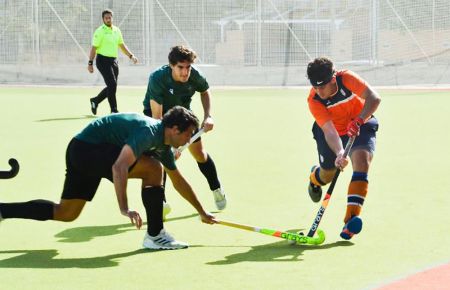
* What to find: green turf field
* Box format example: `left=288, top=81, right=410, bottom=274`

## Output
left=0, top=86, right=449, bottom=290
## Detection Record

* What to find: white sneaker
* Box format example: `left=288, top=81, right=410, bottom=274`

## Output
left=142, top=229, right=188, bottom=250
left=212, top=188, right=227, bottom=210
left=163, top=201, right=171, bottom=221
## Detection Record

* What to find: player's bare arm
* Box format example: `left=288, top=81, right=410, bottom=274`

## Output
left=358, top=86, right=381, bottom=120
left=165, top=168, right=216, bottom=224
left=321, top=121, right=349, bottom=169
left=321, top=121, right=344, bottom=156
left=112, top=144, right=142, bottom=229
left=87, top=46, right=97, bottom=73
left=119, top=43, right=138, bottom=64
left=150, top=100, right=163, bottom=119
left=200, top=90, right=214, bottom=132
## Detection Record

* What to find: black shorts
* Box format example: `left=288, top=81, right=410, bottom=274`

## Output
left=61, top=138, right=122, bottom=201
left=312, top=117, right=379, bottom=169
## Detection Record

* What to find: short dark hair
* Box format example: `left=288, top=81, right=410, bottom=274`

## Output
left=102, top=9, right=113, bottom=18
left=168, top=45, right=197, bottom=65
left=162, top=106, right=199, bottom=132
left=307, top=57, right=335, bottom=86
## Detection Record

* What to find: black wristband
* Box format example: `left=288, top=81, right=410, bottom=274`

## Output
left=88, top=60, right=93, bottom=65
left=129, top=54, right=133, bottom=59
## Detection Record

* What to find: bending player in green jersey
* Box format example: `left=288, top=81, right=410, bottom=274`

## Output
left=0, top=106, right=216, bottom=250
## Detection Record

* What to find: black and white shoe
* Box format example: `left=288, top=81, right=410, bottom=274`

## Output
left=143, top=229, right=188, bottom=250
left=90, top=98, right=98, bottom=115
left=212, top=188, right=227, bottom=210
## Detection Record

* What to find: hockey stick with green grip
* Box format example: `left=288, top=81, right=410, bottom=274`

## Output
left=218, top=219, right=325, bottom=245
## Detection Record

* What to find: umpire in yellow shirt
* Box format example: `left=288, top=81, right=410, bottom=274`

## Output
left=87, top=9, right=138, bottom=114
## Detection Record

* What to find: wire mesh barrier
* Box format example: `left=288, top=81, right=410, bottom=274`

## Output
left=1, top=0, right=449, bottom=86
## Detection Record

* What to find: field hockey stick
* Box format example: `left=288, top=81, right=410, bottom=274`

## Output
left=305, top=136, right=356, bottom=238
left=174, top=128, right=205, bottom=154
left=0, top=158, right=20, bottom=179
left=217, top=219, right=326, bottom=245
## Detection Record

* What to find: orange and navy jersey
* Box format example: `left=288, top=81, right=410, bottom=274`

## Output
left=307, top=70, right=368, bottom=136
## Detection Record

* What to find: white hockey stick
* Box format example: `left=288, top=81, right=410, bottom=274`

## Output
left=174, top=128, right=205, bottom=154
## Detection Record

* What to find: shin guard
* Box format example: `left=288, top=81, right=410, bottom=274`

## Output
left=197, top=154, right=221, bottom=190
left=141, top=186, right=164, bottom=236
left=0, top=199, right=54, bottom=221
left=310, top=166, right=326, bottom=187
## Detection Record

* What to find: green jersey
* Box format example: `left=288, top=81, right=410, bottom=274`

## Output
left=75, top=113, right=176, bottom=170
left=143, top=65, right=209, bottom=112
left=92, top=24, right=124, bottom=58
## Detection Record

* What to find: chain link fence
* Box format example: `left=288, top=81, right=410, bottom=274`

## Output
left=1, top=0, right=449, bottom=86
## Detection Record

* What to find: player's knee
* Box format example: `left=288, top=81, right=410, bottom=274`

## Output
left=132, top=156, right=164, bottom=182
left=191, top=149, right=208, bottom=162
left=55, top=211, right=81, bottom=222
left=140, top=166, right=164, bottom=186
left=321, top=167, right=337, bottom=182
left=352, top=158, right=371, bottom=172
left=60, top=212, right=80, bottom=222
left=54, top=204, right=82, bottom=222
left=142, top=178, right=163, bottom=187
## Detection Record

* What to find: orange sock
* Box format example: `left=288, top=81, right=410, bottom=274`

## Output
left=310, top=166, right=326, bottom=186
left=344, top=172, right=368, bottom=223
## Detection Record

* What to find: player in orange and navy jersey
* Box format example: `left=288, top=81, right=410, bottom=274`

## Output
left=306, top=57, right=381, bottom=240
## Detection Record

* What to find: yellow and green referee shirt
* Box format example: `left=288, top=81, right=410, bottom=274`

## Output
left=92, top=24, right=124, bottom=58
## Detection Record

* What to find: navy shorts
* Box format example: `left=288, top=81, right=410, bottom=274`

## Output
left=61, top=138, right=122, bottom=201
left=312, top=117, right=379, bottom=169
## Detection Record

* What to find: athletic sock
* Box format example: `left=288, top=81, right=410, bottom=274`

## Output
left=310, top=166, right=326, bottom=186
left=141, top=186, right=164, bottom=236
left=344, top=172, right=368, bottom=223
left=197, top=154, right=221, bottom=190
left=0, top=199, right=54, bottom=221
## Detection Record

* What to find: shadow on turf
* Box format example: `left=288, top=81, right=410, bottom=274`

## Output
left=0, top=213, right=202, bottom=268
left=0, top=249, right=150, bottom=268
left=206, top=240, right=354, bottom=265
left=35, top=115, right=96, bottom=122
left=55, top=213, right=199, bottom=242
